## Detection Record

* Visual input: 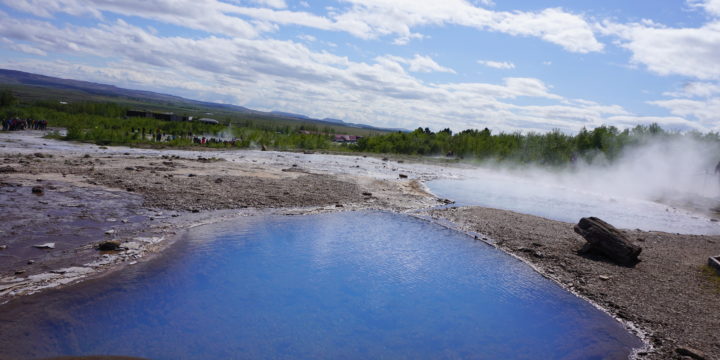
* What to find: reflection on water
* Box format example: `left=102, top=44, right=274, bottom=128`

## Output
left=0, top=212, right=641, bottom=359
left=429, top=176, right=720, bottom=235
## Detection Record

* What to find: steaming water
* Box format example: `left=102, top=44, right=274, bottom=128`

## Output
left=429, top=171, right=720, bottom=235
left=2, top=212, right=641, bottom=359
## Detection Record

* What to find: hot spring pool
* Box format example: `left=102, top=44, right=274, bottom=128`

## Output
left=428, top=177, right=720, bottom=235
left=0, top=212, right=641, bottom=359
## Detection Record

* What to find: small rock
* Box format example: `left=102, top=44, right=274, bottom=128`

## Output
left=125, top=166, right=135, bottom=171
left=675, top=347, right=706, bottom=360
left=105, top=229, right=116, bottom=235
left=14, top=270, right=25, bottom=275
left=31, top=186, right=44, bottom=194
left=106, top=218, right=117, bottom=222
left=188, top=173, right=196, bottom=177
left=362, top=192, right=372, bottom=196
left=121, top=219, right=129, bottom=223
left=27, top=260, right=35, bottom=265
left=335, top=204, right=344, bottom=208
left=33, top=243, right=55, bottom=249
left=711, top=218, right=719, bottom=223
left=214, top=178, right=223, bottom=184
left=382, top=157, right=388, bottom=161
left=33, top=152, right=45, bottom=158
left=399, top=174, right=408, bottom=179
left=97, top=241, right=121, bottom=251
left=599, top=275, right=610, bottom=281
left=0, top=245, right=6, bottom=250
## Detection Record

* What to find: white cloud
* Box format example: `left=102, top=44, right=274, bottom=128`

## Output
left=333, top=1, right=604, bottom=52
left=382, top=54, right=456, bottom=73
left=0, top=0, right=603, bottom=53
left=251, top=0, right=287, bottom=9
left=663, top=82, right=720, bottom=98
left=688, top=0, right=720, bottom=16
left=649, top=98, right=720, bottom=128
left=478, top=60, right=515, bottom=69
left=599, top=20, right=720, bottom=80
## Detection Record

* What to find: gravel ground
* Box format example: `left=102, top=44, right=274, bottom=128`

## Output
left=427, top=206, right=720, bottom=360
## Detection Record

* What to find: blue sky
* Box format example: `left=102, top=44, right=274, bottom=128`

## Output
left=0, top=0, right=719, bottom=133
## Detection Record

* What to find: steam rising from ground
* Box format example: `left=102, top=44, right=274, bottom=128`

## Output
left=431, top=136, right=720, bottom=234
left=561, top=137, right=720, bottom=202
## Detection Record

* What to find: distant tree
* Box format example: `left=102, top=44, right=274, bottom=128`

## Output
left=0, top=90, right=18, bottom=108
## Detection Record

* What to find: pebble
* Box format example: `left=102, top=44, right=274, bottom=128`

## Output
left=599, top=275, right=610, bottom=281
left=0, top=245, right=6, bottom=250
left=105, top=229, right=115, bottom=235
left=27, top=260, right=35, bottom=265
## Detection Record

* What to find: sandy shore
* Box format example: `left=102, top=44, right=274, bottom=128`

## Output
left=2, top=130, right=719, bottom=359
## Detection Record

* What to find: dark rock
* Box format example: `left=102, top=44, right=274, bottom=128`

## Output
left=0, top=245, right=6, bottom=250
left=214, top=178, right=223, bottom=184
left=33, top=243, right=55, bottom=249
left=0, top=166, right=17, bottom=173
left=97, top=240, right=121, bottom=251
left=398, top=174, right=408, bottom=179
left=261, top=144, right=267, bottom=151
left=14, top=270, right=25, bottom=275
left=31, top=186, right=44, bottom=195
left=33, top=152, right=44, bottom=158
left=188, top=173, right=196, bottom=177
left=362, top=192, right=372, bottom=196
left=675, top=347, right=706, bottom=360
left=574, top=217, right=642, bottom=266
left=125, top=166, right=135, bottom=171
left=335, top=204, right=344, bottom=207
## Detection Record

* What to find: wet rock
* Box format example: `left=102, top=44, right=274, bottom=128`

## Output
left=27, top=260, right=35, bottom=265
left=214, top=178, right=223, bottom=184
left=675, top=347, right=707, bottom=360
left=599, top=275, right=610, bottom=281
left=14, top=270, right=25, bottom=275
left=362, top=192, right=372, bottom=196
left=125, top=166, right=135, bottom=171
left=0, top=166, right=17, bottom=173
left=399, top=174, right=408, bottom=179
left=97, top=240, right=121, bottom=251
left=33, top=243, right=55, bottom=249
left=31, top=186, right=44, bottom=195
left=188, top=173, right=196, bottom=177
left=574, top=217, right=642, bottom=266
left=33, top=152, right=44, bottom=158
left=0, top=245, right=6, bottom=250
left=105, top=229, right=116, bottom=235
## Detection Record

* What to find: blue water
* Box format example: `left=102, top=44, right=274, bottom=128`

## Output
left=7, top=212, right=641, bottom=359
left=429, top=177, right=720, bottom=235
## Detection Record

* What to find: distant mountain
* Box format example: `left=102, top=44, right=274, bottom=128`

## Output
left=270, top=111, right=312, bottom=120
left=0, top=68, right=407, bottom=133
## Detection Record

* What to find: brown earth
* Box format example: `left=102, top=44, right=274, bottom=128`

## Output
left=427, top=206, right=720, bottom=360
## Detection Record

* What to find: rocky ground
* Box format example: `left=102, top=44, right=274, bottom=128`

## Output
left=426, top=206, right=720, bottom=360
left=0, top=131, right=447, bottom=304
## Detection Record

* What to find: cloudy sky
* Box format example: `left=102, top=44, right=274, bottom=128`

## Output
left=0, top=0, right=719, bottom=133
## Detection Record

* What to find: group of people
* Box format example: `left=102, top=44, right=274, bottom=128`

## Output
left=2, top=118, right=47, bottom=131
left=192, top=136, right=238, bottom=146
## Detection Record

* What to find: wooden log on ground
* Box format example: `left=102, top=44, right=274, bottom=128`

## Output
left=574, top=217, right=642, bottom=266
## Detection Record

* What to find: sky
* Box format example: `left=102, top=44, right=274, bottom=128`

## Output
left=0, top=0, right=719, bottom=133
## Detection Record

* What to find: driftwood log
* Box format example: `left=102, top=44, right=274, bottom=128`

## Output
left=574, top=217, right=642, bottom=266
